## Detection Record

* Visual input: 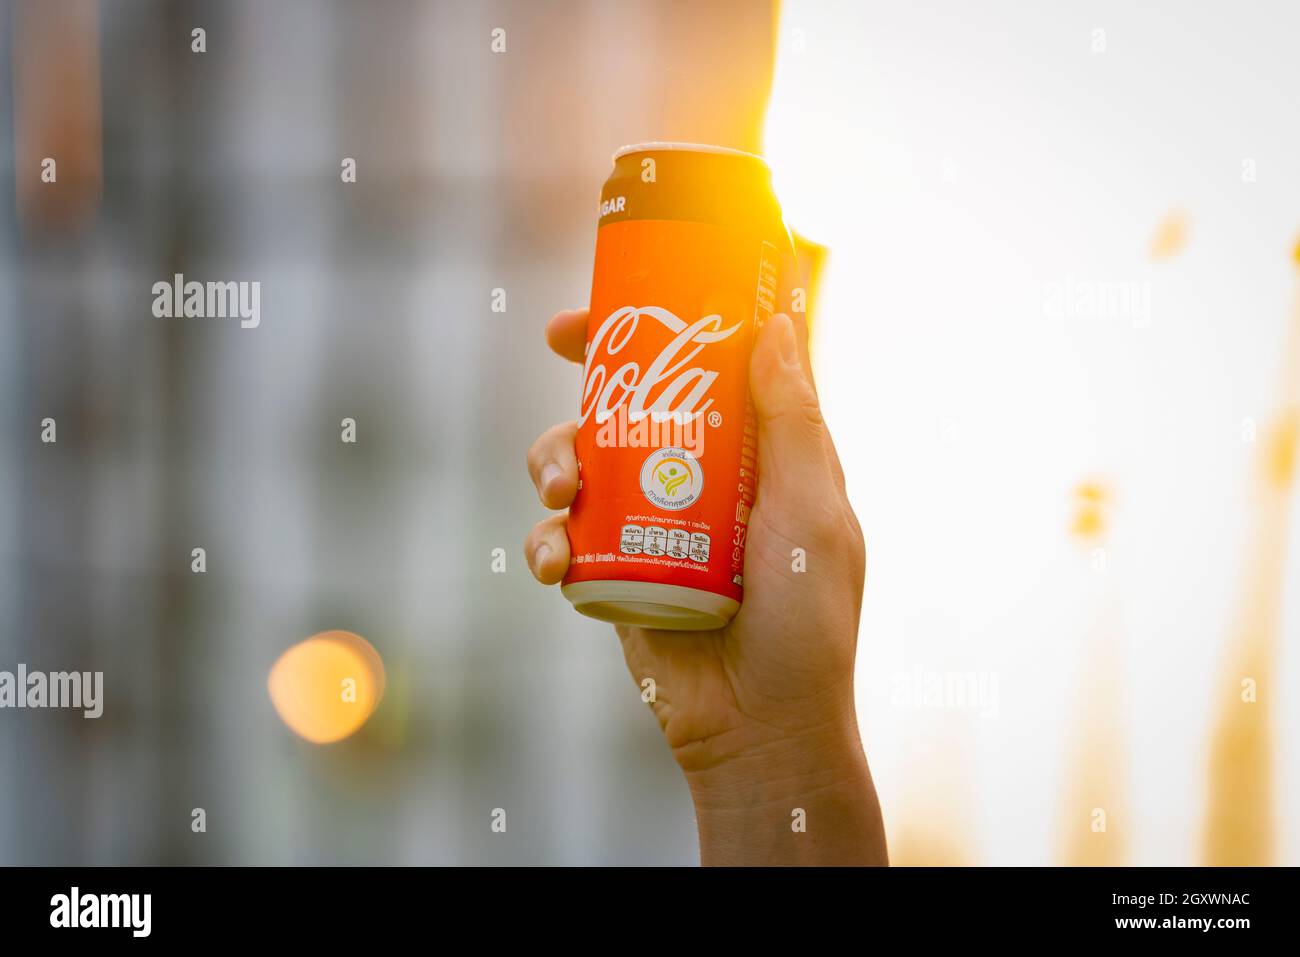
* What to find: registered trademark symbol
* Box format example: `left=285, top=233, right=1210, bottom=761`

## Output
left=708, top=411, right=723, bottom=428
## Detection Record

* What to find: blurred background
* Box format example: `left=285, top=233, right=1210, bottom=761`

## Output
left=0, top=0, right=1296, bottom=865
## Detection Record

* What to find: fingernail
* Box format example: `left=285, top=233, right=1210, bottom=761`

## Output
left=539, top=463, right=563, bottom=497
left=776, top=314, right=799, bottom=366
left=532, top=542, right=552, bottom=571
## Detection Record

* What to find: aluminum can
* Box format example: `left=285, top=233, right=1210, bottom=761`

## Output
left=562, top=142, right=791, bottom=631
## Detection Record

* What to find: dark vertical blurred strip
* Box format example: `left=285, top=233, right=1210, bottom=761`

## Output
left=151, top=0, right=188, bottom=865
left=150, top=0, right=231, bottom=865
left=11, top=0, right=102, bottom=234
left=0, top=0, right=17, bottom=864
left=7, top=0, right=103, bottom=863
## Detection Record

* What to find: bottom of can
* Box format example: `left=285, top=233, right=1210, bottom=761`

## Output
left=562, top=581, right=739, bottom=632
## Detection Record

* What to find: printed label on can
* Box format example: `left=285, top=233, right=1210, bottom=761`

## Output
left=638, top=446, right=703, bottom=510
left=564, top=218, right=779, bottom=607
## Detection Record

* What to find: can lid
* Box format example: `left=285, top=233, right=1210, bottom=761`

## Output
left=612, top=141, right=769, bottom=166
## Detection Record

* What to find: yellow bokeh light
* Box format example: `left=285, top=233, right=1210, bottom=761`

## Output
left=268, top=630, right=385, bottom=744
left=1149, top=210, right=1190, bottom=261
left=1266, top=409, right=1298, bottom=490
left=1070, top=480, right=1111, bottom=541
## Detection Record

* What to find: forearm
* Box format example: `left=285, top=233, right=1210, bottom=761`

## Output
left=686, top=718, right=888, bottom=866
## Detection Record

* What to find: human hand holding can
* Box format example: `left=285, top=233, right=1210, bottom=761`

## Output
left=524, top=143, right=886, bottom=865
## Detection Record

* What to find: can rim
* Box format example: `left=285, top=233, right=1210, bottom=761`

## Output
left=612, top=141, right=769, bottom=165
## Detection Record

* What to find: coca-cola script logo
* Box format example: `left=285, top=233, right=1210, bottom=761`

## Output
left=579, top=306, right=742, bottom=428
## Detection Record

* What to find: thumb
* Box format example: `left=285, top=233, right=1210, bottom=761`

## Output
left=748, top=312, right=835, bottom=501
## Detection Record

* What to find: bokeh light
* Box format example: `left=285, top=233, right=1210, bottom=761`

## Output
left=268, top=631, right=386, bottom=745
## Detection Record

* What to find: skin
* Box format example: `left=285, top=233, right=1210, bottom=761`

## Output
left=526, top=307, right=887, bottom=866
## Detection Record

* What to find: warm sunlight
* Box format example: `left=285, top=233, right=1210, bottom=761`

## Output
left=762, top=0, right=1300, bottom=866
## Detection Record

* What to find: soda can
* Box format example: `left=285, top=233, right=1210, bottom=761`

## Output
left=562, top=142, right=792, bottom=630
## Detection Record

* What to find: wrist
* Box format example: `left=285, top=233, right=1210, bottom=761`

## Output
left=684, top=710, right=888, bottom=866
left=684, top=709, right=865, bottom=810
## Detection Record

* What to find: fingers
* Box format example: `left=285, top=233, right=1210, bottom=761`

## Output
left=546, top=308, right=589, bottom=364
left=528, top=312, right=583, bottom=589
left=525, top=419, right=577, bottom=584
left=526, top=420, right=579, bottom=509
left=749, top=313, right=842, bottom=508
left=524, top=513, right=571, bottom=585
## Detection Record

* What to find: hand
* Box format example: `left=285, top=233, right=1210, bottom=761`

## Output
left=526, top=308, right=887, bottom=865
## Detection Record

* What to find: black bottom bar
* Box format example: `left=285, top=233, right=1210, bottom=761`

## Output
left=0, top=865, right=1284, bottom=943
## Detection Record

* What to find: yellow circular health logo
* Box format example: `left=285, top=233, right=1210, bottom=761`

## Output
left=640, top=446, right=703, bottom=510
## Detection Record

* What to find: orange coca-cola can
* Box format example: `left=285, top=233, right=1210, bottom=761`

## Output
left=563, top=142, right=792, bottom=630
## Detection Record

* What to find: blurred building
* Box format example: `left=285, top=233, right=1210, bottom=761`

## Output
left=0, top=0, right=776, bottom=865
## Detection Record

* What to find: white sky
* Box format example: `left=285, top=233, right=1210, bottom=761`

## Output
left=765, top=0, right=1300, bottom=865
